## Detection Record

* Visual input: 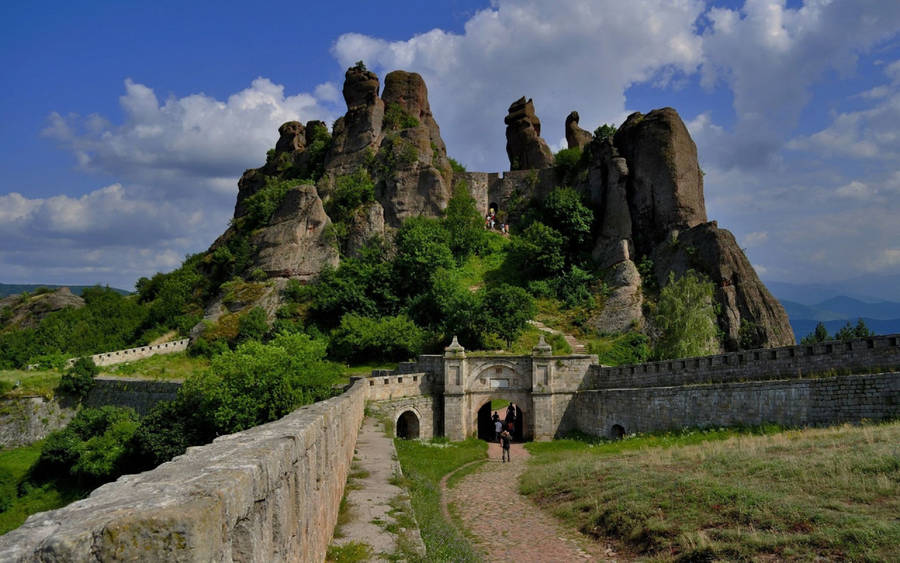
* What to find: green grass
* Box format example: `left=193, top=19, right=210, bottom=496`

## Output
left=0, top=442, right=88, bottom=534
left=326, top=541, right=373, bottom=562
left=505, top=325, right=571, bottom=356
left=490, top=398, right=510, bottom=410
left=522, top=422, right=900, bottom=561
left=393, top=437, right=486, bottom=561
left=0, top=370, right=61, bottom=399
left=102, top=351, right=207, bottom=381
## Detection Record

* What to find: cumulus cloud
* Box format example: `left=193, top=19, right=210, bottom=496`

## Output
left=43, top=77, right=338, bottom=197
left=332, top=0, right=705, bottom=171
left=699, top=0, right=900, bottom=169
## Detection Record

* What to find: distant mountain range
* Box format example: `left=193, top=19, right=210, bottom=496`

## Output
left=776, top=295, right=900, bottom=341
left=0, top=283, right=130, bottom=298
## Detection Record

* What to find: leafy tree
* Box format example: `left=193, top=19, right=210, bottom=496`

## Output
left=32, top=406, right=140, bottom=486
left=509, top=222, right=566, bottom=279
left=654, top=270, right=720, bottom=360
left=800, top=322, right=830, bottom=345
left=443, top=182, right=487, bottom=260
left=552, top=265, right=595, bottom=308
left=183, top=332, right=342, bottom=435
left=553, top=147, right=582, bottom=179
left=57, top=357, right=99, bottom=400
left=420, top=269, right=486, bottom=348
left=392, top=216, right=454, bottom=297
left=448, top=157, right=466, bottom=173
left=835, top=318, right=874, bottom=341
left=325, top=168, right=375, bottom=224
left=237, top=306, right=269, bottom=342
left=483, top=284, right=535, bottom=347
left=594, top=123, right=617, bottom=141
left=328, top=314, right=424, bottom=363
left=541, top=186, right=594, bottom=262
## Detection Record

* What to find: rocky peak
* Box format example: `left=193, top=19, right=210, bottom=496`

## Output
left=274, top=121, right=305, bottom=154
left=342, top=64, right=380, bottom=109
left=565, top=111, right=593, bottom=150
left=504, top=97, right=554, bottom=170
left=613, top=107, right=707, bottom=253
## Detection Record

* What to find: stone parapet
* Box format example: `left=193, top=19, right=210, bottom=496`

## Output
left=0, top=379, right=367, bottom=562
left=589, top=334, right=900, bottom=389
left=69, top=339, right=191, bottom=368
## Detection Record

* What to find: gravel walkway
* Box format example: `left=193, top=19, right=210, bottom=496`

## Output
left=444, top=441, right=620, bottom=562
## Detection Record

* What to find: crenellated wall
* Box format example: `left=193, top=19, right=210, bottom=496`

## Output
left=68, top=338, right=191, bottom=368
left=0, top=379, right=367, bottom=562
left=589, top=334, right=900, bottom=390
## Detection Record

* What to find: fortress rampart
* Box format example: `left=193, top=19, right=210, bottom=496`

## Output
left=0, top=379, right=367, bottom=562
left=2, top=335, right=897, bottom=559
left=68, top=338, right=191, bottom=368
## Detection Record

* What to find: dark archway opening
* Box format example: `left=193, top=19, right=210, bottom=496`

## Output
left=477, top=401, right=524, bottom=442
left=610, top=424, right=625, bottom=440
left=396, top=411, right=420, bottom=439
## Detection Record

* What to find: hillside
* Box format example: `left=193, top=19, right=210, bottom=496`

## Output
left=781, top=295, right=900, bottom=340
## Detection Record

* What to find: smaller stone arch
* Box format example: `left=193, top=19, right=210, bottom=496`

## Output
left=610, top=423, right=625, bottom=440
left=396, top=409, right=421, bottom=439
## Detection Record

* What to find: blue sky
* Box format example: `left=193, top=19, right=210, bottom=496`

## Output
left=2, top=0, right=900, bottom=299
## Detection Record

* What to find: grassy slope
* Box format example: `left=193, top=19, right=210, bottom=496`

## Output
left=522, top=422, right=900, bottom=561
left=393, top=437, right=486, bottom=561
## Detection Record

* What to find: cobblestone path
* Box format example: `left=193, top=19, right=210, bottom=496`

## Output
left=444, top=441, right=621, bottom=562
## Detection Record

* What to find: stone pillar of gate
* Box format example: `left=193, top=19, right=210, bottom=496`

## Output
left=531, top=335, right=555, bottom=441
left=443, top=336, right=468, bottom=441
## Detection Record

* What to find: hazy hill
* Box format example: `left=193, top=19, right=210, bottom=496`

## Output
left=0, top=283, right=130, bottom=298
left=780, top=295, right=900, bottom=340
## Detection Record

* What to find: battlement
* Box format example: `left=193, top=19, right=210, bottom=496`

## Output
left=590, top=334, right=900, bottom=389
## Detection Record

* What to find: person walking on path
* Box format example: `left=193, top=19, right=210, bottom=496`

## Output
left=500, top=430, right=511, bottom=462
left=494, top=418, right=503, bottom=443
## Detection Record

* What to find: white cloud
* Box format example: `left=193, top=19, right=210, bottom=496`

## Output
left=332, top=0, right=705, bottom=171
left=0, top=185, right=228, bottom=289
left=835, top=180, right=874, bottom=200
left=742, top=231, right=768, bottom=247
left=699, top=0, right=900, bottom=169
left=43, top=77, right=337, bottom=198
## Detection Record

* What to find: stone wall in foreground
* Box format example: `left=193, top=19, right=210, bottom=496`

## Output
left=0, top=379, right=367, bottom=562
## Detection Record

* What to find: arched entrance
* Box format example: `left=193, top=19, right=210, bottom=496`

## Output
left=476, top=400, right=525, bottom=442
left=396, top=410, right=420, bottom=439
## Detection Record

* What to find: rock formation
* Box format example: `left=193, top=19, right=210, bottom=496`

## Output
left=505, top=97, right=554, bottom=170
left=200, top=65, right=793, bottom=350
left=251, top=184, right=339, bottom=280
left=613, top=108, right=707, bottom=251
left=565, top=111, right=593, bottom=150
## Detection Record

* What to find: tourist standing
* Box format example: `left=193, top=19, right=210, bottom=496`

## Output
left=500, top=430, right=511, bottom=462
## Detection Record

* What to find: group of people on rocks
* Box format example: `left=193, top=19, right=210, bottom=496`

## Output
left=484, top=208, right=509, bottom=234
left=491, top=403, right=518, bottom=462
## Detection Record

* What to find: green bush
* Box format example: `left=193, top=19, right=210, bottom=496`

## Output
left=32, top=406, right=140, bottom=486
left=383, top=103, right=420, bottom=130
left=182, top=332, right=342, bottom=435
left=552, top=265, right=594, bottom=308
left=483, top=284, right=535, bottom=347
left=328, top=314, right=424, bottom=363
left=448, top=157, right=466, bottom=173
left=509, top=222, right=566, bottom=279
left=594, top=123, right=617, bottom=141
left=237, top=306, right=269, bottom=343
left=444, top=182, right=487, bottom=261
left=554, top=147, right=582, bottom=178
left=326, top=168, right=375, bottom=224
left=57, top=357, right=98, bottom=399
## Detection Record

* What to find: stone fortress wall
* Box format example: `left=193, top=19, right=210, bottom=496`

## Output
left=71, top=338, right=190, bottom=368
left=0, top=378, right=368, bottom=562
left=2, top=335, right=897, bottom=559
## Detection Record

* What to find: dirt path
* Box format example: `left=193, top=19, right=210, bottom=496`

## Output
left=443, top=442, right=619, bottom=562
left=528, top=320, right=586, bottom=353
